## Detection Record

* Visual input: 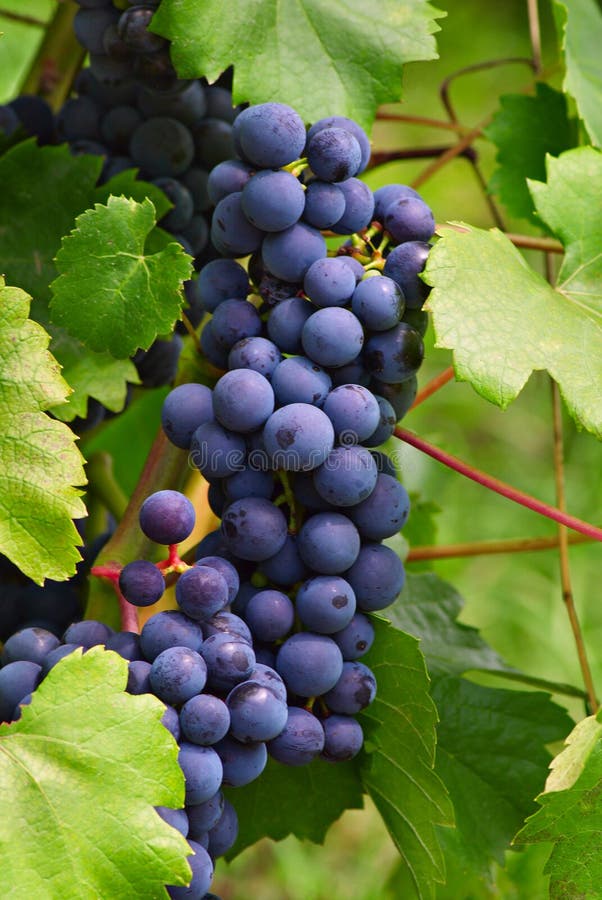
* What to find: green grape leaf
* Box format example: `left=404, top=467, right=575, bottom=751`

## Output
left=0, top=280, right=85, bottom=582
left=360, top=620, right=453, bottom=900
left=225, top=757, right=363, bottom=859
left=48, top=330, right=140, bottom=422
left=390, top=573, right=586, bottom=698
left=433, top=676, right=572, bottom=878
left=151, top=0, right=443, bottom=131
left=485, top=83, right=577, bottom=222
left=94, top=169, right=172, bottom=220
left=553, top=0, right=602, bottom=147
left=389, top=572, right=511, bottom=677
left=50, top=196, right=193, bottom=359
left=403, top=495, right=440, bottom=568
left=528, top=148, right=602, bottom=310
left=0, top=142, right=103, bottom=319
left=515, top=710, right=602, bottom=898
left=0, top=648, right=191, bottom=897
left=425, top=158, right=602, bottom=438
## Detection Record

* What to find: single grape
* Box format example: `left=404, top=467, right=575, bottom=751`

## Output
left=105, top=631, right=143, bottom=662
left=215, top=735, right=268, bottom=786
left=276, top=633, right=343, bottom=697
left=262, top=223, right=326, bottom=283
left=370, top=376, right=417, bottom=421
left=0, top=661, right=41, bottom=722
left=307, top=116, right=371, bottom=172
left=364, top=323, right=424, bottom=384
left=268, top=707, right=325, bottom=766
left=241, top=170, right=305, bottom=232
left=161, top=383, right=214, bottom=450
left=348, top=474, right=410, bottom=539
left=119, top=559, right=165, bottom=607
left=332, top=612, right=375, bottom=660
left=322, top=384, right=381, bottom=444
left=258, top=535, right=308, bottom=587
left=207, top=159, right=253, bottom=205
left=195, top=558, right=240, bottom=606
left=190, top=420, right=246, bottom=480
left=262, top=403, right=334, bottom=472
left=227, top=337, right=282, bottom=379
left=235, top=102, right=306, bottom=168
left=383, top=241, right=431, bottom=308
left=178, top=743, right=224, bottom=805
left=271, top=356, right=332, bottom=408
left=323, top=661, right=377, bottom=714
left=296, top=575, right=357, bottom=635
left=181, top=166, right=211, bottom=213
left=226, top=681, right=288, bottom=743
left=266, top=296, right=314, bottom=354
left=303, top=257, right=356, bottom=308
left=221, top=497, right=288, bottom=561
left=202, top=611, right=251, bottom=644
left=161, top=705, right=181, bottom=742
left=139, top=490, right=195, bottom=545
left=303, top=180, right=346, bottom=229
left=175, top=566, right=230, bottom=621
left=41, top=644, right=79, bottom=679
left=150, top=646, right=208, bottom=706
left=180, top=694, right=231, bottom=745
left=351, top=275, right=405, bottom=332
left=153, top=176, right=194, bottom=232
left=247, top=663, right=288, bottom=704
left=297, top=513, right=360, bottom=575
left=211, top=191, right=264, bottom=257
left=224, top=466, right=274, bottom=503
left=1, top=627, right=60, bottom=667
left=321, top=715, right=364, bottom=761
left=192, top=118, right=235, bottom=168
left=331, top=177, right=375, bottom=234
left=244, top=589, right=295, bottom=642
left=74, top=7, right=119, bottom=55
left=301, top=307, right=364, bottom=369
left=210, top=298, right=262, bottom=351
left=313, top=445, right=377, bottom=507
left=207, top=798, right=238, bottom=858
left=63, top=620, right=114, bottom=649
left=197, top=259, right=249, bottom=313
left=213, top=369, right=275, bottom=433
left=100, top=104, right=142, bottom=151
left=345, top=542, right=405, bottom=611
left=384, top=196, right=435, bottom=244
left=201, top=632, right=256, bottom=693
left=140, top=610, right=204, bottom=661
left=307, top=127, right=361, bottom=182
left=187, top=792, right=224, bottom=837
left=117, top=6, right=165, bottom=53
left=137, top=81, right=207, bottom=125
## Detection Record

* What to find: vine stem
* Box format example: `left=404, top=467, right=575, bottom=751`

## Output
left=411, top=366, right=455, bottom=409
left=407, top=531, right=594, bottom=561
left=551, top=379, right=598, bottom=713
left=411, top=118, right=491, bottom=189
left=20, top=2, right=85, bottom=108
left=437, top=223, right=564, bottom=254
left=394, top=427, right=602, bottom=542
left=375, top=112, right=468, bottom=133
left=85, top=452, right=128, bottom=521
left=0, top=10, right=49, bottom=27
left=527, top=0, right=543, bottom=75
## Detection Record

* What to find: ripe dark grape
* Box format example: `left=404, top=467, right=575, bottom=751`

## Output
left=119, top=559, right=165, bottom=607
left=235, top=102, right=306, bottom=168
left=276, top=632, right=343, bottom=697
left=139, top=490, right=195, bottom=545
left=268, top=707, right=325, bottom=766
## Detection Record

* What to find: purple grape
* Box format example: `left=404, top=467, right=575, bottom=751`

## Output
left=321, top=715, right=364, bottom=761
left=175, top=566, right=229, bottom=622
left=276, top=633, right=343, bottom=697
left=244, top=590, right=295, bottom=642
left=226, top=681, right=288, bottom=742
left=139, top=490, right=195, bottom=546
left=178, top=743, right=224, bottom=805
left=221, top=497, right=288, bottom=562
left=161, top=383, right=214, bottom=450
left=332, top=613, right=375, bottom=660
left=119, top=560, right=165, bottom=607
left=150, top=646, right=208, bottom=706
left=323, top=661, right=377, bottom=714
left=268, top=707, right=325, bottom=766
left=295, top=576, right=357, bottom=634
left=262, top=403, right=335, bottom=472
left=297, top=513, right=360, bottom=575
left=180, top=694, right=231, bottom=745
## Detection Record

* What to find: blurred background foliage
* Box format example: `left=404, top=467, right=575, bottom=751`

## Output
left=1, top=0, right=599, bottom=896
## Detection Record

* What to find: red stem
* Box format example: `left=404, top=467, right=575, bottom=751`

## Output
left=156, top=544, right=185, bottom=571
left=394, top=427, right=602, bottom=542
left=411, top=366, right=455, bottom=409
left=91, top=564, right=139, bottom=634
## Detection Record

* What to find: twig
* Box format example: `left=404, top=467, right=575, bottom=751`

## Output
left=375, top=112, right=467, bottom=133
left=368, top=145, right=476, bottom=169
left=504, top=232, right=564, bottom=254
left=20, top=3, right=84, bottom=107
left=180, top=311, right=202, bottom=353
left=527, top=0, right=543, bottom=76
left=394, top=427, right=602, bottom=542
left=0, top=10, right=48, bottom=27
left=90, top=563, right=139, bottom=634
left=410, top=366, right=455, bottom=409
left=439, top=57, right=536, bottom=123
left=407, top=531, right=594, bottom=561
left=85, top=452, right=128, bottom=521
left=411, top=119, right=491, bottom=189
left=551, top=378, right=598, bottom=712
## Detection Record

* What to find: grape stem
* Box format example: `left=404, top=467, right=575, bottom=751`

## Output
left=551, top=374, right=598, bottom=712
left=20, top=2, right=85, bottom=107
left=407, top=531, right=594, bottom=561
left=156, top=543, right=191, bottom=575
left=90, top=564, right=139, bottom=634
left=180, top=312, right=202, bottom=352
left=410, top=366, right=455, bottom=408
left=0, top=10, right=48, bottom=27
left=375, top=111, right=469, bottom=133
left=276, top=470, right=298, bottom=534
left=394, top=427, right=602, bottom=542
